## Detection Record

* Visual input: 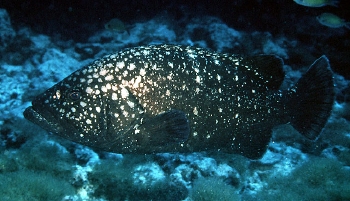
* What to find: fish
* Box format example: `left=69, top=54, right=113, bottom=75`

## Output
left=293, top=0, right=339, bottom=7
left=105, top=18, right=129, bottom=34
left=23, top=45, right=335, bottom=159
left=316, top=13, right=350, bottom=29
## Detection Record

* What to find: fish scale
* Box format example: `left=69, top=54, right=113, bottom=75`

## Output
left=24, top=45, right=334, bottom=159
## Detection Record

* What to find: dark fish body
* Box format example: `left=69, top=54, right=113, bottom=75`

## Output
left=24, top=45, right=334, bottom=159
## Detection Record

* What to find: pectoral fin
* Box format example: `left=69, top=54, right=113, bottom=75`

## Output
left=140, top=110, right=190, bottom=146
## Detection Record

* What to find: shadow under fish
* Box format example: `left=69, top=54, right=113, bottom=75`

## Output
left=23, top=45, right=335, bottom=159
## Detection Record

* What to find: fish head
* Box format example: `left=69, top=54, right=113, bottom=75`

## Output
left=23, top=70, right=98, bottom=140
left=24, top=61, right=145, bottom=149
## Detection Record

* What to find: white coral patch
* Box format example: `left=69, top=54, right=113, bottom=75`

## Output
left=133, top=163, right=166, bottom=186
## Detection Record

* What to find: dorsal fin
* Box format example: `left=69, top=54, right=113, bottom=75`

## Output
left=240, top=55, right=285, bottom=90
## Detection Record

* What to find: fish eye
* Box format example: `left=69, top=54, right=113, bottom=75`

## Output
left=69, top=90, right=81, bottom=101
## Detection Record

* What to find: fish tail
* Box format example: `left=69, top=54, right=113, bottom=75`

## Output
left=286, top=56, right=334, bottom=140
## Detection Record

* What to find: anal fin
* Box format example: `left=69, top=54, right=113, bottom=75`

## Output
left=230, top=123, right=273, bottom=159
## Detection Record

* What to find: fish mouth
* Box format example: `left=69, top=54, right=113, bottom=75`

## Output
left=23, top=106, right=64, bottom=134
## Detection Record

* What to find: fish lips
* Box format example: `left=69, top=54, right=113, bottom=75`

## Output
left=23, top=104, right=64, bottom=134
left=23, top=93, right=78, bottom=135
left=24, top=91, right=84, bottom=140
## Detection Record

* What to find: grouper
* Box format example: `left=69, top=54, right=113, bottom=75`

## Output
left=23, top=45, right=334, bottom=159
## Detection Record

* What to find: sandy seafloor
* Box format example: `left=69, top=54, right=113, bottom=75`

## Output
left=1, top=1, right=350, bottom=201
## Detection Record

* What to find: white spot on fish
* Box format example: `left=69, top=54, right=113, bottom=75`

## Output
left=142, top=50, right=150, bottom=55
left=101, top=86, right=107, bottom=92
left=121, top=88, right=129, bottom=98
left=193, top=107, right=198, bottom=116
left=168, top=62, right=173, bottom=68
left=123, top=70, right=128, bottom=77
left=140, top=68, right=146, bottom=76
left=195, top=75, right=201, bottom=83
left=80, top=101, right=87, bottom=107
left=116, top=61, right=125, bottom=69
left=106, top=83, right=111, bottom=89
left=112, top=93, right=118, bottom=100
left=128, top=63, right=136, bottom=71
left=132, top=76, right=142, bottom=88
left=187, top=50, right=196, bottom=59
left=53, top=90, right=61, bottom=99
left=86, top=87, right=93, bottom=94
left=123, top=110, right=129, bottom=117
left=105, top=74, right=114, bottom=81
left=167, top=73, right=173, bottom=80
left=166, top=89, right=170, bottom=96
left=127, top=101, right=135, bottom=108
left=195, top=88, right=200, bottom=93
left=99, top=69, right=108, bottom=76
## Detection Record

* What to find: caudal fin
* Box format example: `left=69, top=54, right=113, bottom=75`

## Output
left=287, top=56, right=334, bottom=140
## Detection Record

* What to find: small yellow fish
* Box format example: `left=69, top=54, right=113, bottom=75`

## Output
left=317, top=13, right=350, bottom=29
left=104, top=18, right=129, bottom=34
left=293, top=0, right=339, bottom=7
